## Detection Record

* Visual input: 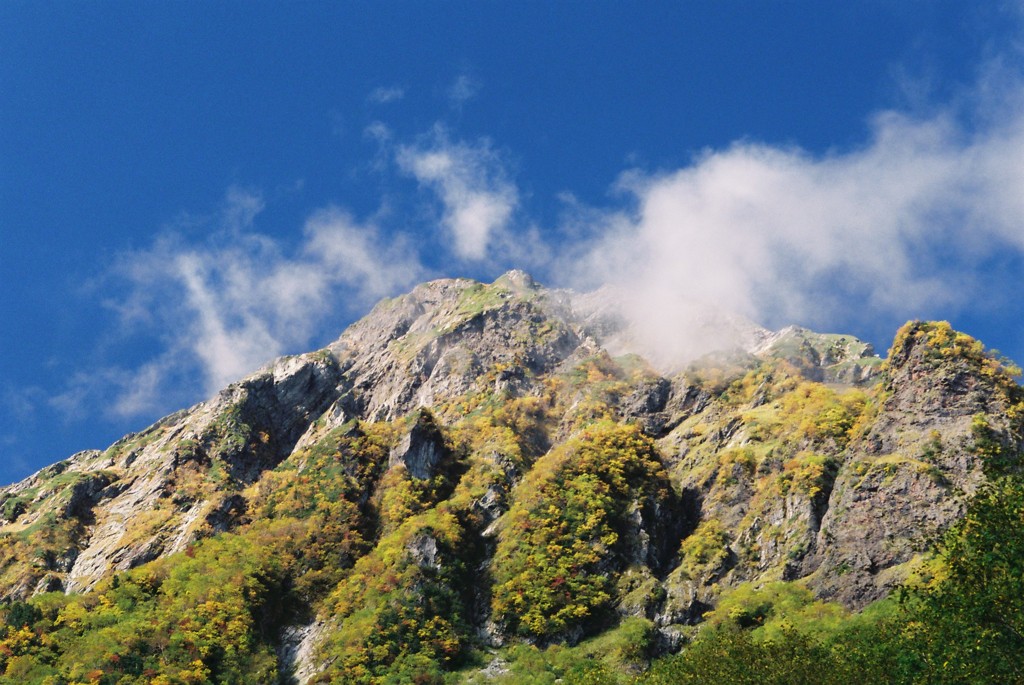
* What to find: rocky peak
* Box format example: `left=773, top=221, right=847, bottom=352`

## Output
left=493, top=268, right=539, bottom=292
left=755, top=325, right=882, bottom=385
left=327, top=274, right=587, bottom=422
left=801, top=321, right=1024, bottom=607
left=0, top=273, right=1020, bottom=684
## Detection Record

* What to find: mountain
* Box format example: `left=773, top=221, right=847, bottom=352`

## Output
left=0, top=271, right=1020, bottom=684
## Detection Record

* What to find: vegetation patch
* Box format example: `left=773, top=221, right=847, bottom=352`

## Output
left=491, top=422, right=674, bottom=642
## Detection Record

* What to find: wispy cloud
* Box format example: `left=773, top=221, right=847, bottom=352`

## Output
left=368, top=85, right=406, bottom=105
left=397, top=129, right=518, bottom=261
left=48, top=366, right=165, bottom=420
left=2, top=385, right=43, bottom=423
left=447, top=74, right=479, bottom=109
left=97, top=188, right=426, bottom=415
left=70, top=127, right=520, bottom=417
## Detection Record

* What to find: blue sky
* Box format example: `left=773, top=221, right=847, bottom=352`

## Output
left=2, top=2, right=1024, bottom=484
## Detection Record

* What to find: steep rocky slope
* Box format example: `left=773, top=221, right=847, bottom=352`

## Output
left=0, top=272, right=1019, bottom=684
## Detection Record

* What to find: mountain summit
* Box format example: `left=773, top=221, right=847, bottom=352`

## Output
left=0, top=273, right=1020, bottom=683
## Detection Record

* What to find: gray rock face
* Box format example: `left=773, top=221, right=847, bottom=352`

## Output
left=0, top=273, right=602, bottom=598
left=0, top=274, right=1015, bottom=679
left=802, top=323, right=1007, bottom=607
left=755, top=325, right=883, bottom=386
left=278, top=620, right=327, bottom=685
left=389, top=411, right=449, bottom=480
left=637, top=319, right=1021, bottom=631
left=0, top=348, right=349, bottom=597
left=329, top=277, right=584, bottom=422
left=408, top=533, right=442, bottom=570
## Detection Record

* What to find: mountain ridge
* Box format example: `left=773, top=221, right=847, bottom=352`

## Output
left=0, top=272, right=1019, bottom=684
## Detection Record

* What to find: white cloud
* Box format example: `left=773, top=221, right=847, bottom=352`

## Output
left=70, top=129, right=518, bottom=418
left=109, top=362, right=167, bottom=418
left=364, top=121, right=392, bottom=143
left=368, top=85, right=406, bottom=104
left=565, top=81, right=1024, bottom=368
left=303, top=206, right=426, bottom=299
left=447, top=74, right=479, bottom=108
left=221, top=185, right=266, bottom=232
left=3, top=385, right=43, bottom=423
left=397, top=131, right=518, bottom=261
left=101, top=188, right=426, bottom=413
left=49, top=365, right=168, bottom=420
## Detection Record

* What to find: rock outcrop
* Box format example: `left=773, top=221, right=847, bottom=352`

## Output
left=0, top=274, right=1018, bottom=684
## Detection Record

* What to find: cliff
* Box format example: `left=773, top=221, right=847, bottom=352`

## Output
left=0, top=273, right=1019, bottom=684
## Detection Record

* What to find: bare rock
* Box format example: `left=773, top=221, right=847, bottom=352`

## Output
left=408, top=533, right=442, bottom=570
left=389, top=410, right=449, bottom=480
left=278, top=620, right=327, bottom=684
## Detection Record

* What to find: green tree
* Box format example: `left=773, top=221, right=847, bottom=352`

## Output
left=903, top=476, right=1024, bottom=683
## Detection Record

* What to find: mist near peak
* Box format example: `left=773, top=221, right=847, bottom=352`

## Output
left=557, top=88, right=1024, bottom=369
left=564, top=284, right=771, bottom=373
